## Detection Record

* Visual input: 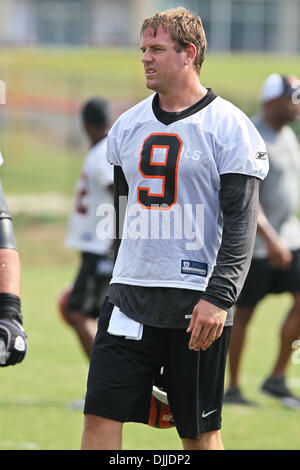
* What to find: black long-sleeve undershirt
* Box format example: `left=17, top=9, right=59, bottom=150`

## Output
left=202, top=173, right=260, bottom=310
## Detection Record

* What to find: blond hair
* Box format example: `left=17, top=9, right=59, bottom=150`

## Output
left=140, top=7, right=207, bottom=73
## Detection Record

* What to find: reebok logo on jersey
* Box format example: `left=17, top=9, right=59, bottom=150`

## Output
left=255, top=151, right=268, bottom=160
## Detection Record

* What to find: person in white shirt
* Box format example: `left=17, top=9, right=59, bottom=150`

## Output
left=225, top=74, right=300, bottom=408
left=81, top=8, right=268, bottom=450
left=60, top=98, right=114, bottom=359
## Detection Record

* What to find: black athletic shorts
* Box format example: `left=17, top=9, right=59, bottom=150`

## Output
left=84, top=298, right=231, bottom=439
left=67, top=252, right=113, bottom=319
left=237, top=249, right=300, bottom=308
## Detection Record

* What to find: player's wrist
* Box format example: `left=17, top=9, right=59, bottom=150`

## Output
left=0, top=293, right=23, bottom=324
left=201, top=292, right=232, bottom=312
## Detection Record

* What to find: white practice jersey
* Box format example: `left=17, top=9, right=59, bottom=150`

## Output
left=65, top=138, right=113, bottom=255
left=107, top=91, right=268, bottom=291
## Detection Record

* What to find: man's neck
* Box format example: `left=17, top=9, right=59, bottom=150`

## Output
left=263, top=112, right=284, bottom=132
left=90, top=133, right=106, bottom=147
left=158, top=81, right=207, bottom=113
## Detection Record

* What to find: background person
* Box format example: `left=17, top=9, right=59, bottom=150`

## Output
left=224, top=74, right=300, bottom=408
left=60, top=98, right=114, bottom=360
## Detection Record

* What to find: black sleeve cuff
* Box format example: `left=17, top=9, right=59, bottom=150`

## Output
left=201, top=293, right=232, bottom=311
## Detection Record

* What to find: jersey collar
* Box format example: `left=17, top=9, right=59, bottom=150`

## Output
left=152, top=88, right=217, bottom=125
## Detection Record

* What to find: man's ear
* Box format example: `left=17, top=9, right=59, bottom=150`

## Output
left=184, top=43, right=197, bottom=66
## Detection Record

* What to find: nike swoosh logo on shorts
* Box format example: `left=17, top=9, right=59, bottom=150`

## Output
left=202, top=409, right=218, bottom=418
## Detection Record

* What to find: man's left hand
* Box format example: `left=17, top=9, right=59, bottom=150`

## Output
left=187, top=299, right=227, bottom=351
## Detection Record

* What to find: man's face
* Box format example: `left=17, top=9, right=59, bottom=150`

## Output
left=140, top=26, right=187, bottom=93
left=274, top=95, right=300, bottom=124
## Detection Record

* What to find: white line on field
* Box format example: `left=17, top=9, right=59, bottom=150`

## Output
left=6, top=192, right=72, bottom=215
left=0, top=440, right=39, bottom=450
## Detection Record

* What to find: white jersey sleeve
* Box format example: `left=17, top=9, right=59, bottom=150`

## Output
left=213, top=98, right=269, bottom=180
left=107, top=120, right=123, bottom=166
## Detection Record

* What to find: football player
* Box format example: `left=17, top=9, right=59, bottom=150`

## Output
left=60, top=98, right=114, bottom=359
left=0, top=152, right=27, bottom=367
left=81, top=7, right=268, bottom=450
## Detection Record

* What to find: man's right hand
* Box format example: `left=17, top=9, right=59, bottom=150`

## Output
left=266, top=237, right=292, bottom=269
left=257, top=205, right=292, bottom=269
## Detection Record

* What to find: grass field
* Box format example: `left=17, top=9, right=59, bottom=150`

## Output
left=0, top=48, right=299, bottom=450
left=1, top=221, right=299, bottom=451
left=1, top=217, right=299, bottom=451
